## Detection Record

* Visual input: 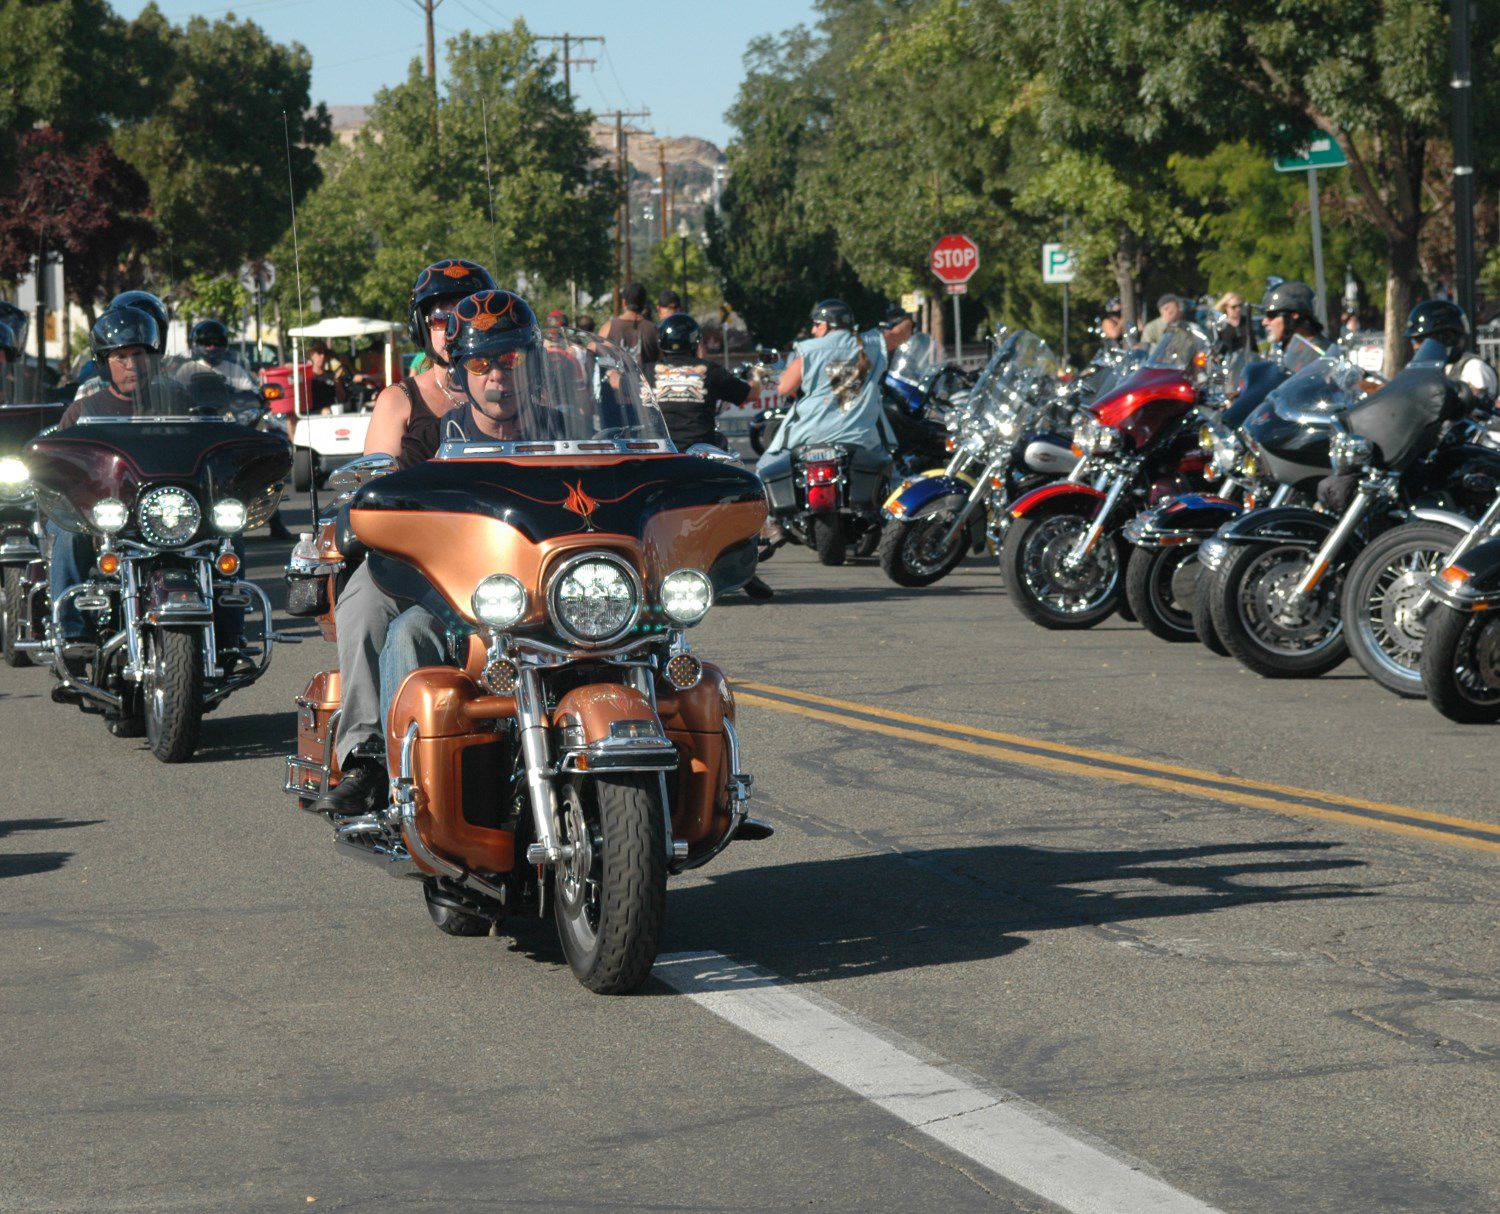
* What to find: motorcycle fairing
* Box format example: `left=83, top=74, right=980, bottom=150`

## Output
left=1088, top=368, right=1197, bottom=449
left=1217, top=504, right=1335, bottom=549
left=1221, top=362, right=1290, bottom=430
left=1428, top=536, right=1500, bottom=609
left=883, top=472, right=976, bottom=521
left=1007, top=481, right=1106, bottom=519
left=1124, top=494, right=1240, bottom=547
left=0, top=402, right=65, bottom=453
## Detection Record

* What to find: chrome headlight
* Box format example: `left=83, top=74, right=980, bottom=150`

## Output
left=1074, top=420, right=1097, bottom=455
left=212, top=498, right=246, bottom=533
left=91, top=497, right=128, bottom=533
left=472, top=574, right=527, bottom=628
left=1330, top=432, right=1374, bottom=473
left=0, top=456, right=28, bottom=499
left=549, top=553, right=640, bottom=645
left=1209, top=437, right=1239, bottom=479
left=1094, top=425, right=1120, bottom=453
left=136, top=486, right=201, bottom=547
left=661, top=568, right=713, bottom=626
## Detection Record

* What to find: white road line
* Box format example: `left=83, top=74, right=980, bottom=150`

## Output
left=657, top=952, right=1221, bottom=1214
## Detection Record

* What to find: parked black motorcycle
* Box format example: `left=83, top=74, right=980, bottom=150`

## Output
left=21, top=379, right=289, bottom=760
left=0, top=402, right=64, bottom=664
left=1420, top=525, right=1500, bottom=722
left=1202, top=339, right=1499, bottom=688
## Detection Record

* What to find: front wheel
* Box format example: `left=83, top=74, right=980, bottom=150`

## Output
left=1192, top=564, right=1230, bottom=655
left=809, top=515, right=847, bottom=566
left=1341, top=522, right=1461, bottom=697
left=1420, top=605, right=1500, bottom=723
left=1210, top=543, right=1346, bottom=678
left=553, top=773, right=667, bottom=994
left=1124, top=544, right=1200, bottom=642
left=878, top=514, right=968, bottom=587
left=1000, top=506, right=1120, bottom=629
left=1, top=566, right=31, bottom=667
left=144, top=628, right=204, bottom=762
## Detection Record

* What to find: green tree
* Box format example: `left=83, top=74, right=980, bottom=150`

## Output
left=112, top=10, right=330, bottom=281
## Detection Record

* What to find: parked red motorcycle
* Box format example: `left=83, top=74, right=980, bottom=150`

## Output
left=999, top=326, right=1219, bottom=628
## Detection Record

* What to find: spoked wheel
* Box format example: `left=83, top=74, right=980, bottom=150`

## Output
left=1192, top=563, right=1230, bottom=655
left=1124, top=544, right=1200, bottom=642
left=1, top=566, right=31, bottom=667
left=1210, top=543, right=1346, bottom=678
left=553, top=773, right=666, bottom=994
left=1342, top=523, right=1461, bottom=697
left=809, top=516, right=847, bottom=567
left=878, top=513, right=968, bottom=587
left=143, top=627, right=204, bottom=762
left=1000, top=507, right=1120, bottom=629
left=1420, top=606, right=1500, bottom=723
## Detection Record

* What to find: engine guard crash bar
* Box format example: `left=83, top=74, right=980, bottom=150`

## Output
left=285, top=706, right=342, bottom=805
left=47, top=602, right=128, bottom=710
left=673, top=718, right=771, bottom=872
left=200, top=579, right=276, bottom=710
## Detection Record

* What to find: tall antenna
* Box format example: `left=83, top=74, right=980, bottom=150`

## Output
left=282, top=111, right=316, bottom=523
left=480, top=95, right=499, bottom=275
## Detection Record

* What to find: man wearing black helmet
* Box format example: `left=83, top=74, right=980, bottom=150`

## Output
left=653, top=312, right=754, bottom=451
left=762, top=298, right=890, bottom=459
left=174, top=318, right=256, bottom=394
left=362, top=258, right=496, bottom=460
left=1404, top=299, right=1497, bottom=405
left=1259, top=280, right=1327, bottom=355
left=70, top=290, right=172, bottom=399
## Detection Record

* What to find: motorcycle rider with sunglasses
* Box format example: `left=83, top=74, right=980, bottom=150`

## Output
left=1260, top=280, right=1328, bottom=355
left=311, top=261, right=495, bottom=816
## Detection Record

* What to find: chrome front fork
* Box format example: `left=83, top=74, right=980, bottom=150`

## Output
left=1289, top=486, right=1376, bottom=607
left=934, top=459, right=1002, bottom=551
left=1063, top=471, right=1128, bottom=571
left=516, top=665, right=566, bottom=866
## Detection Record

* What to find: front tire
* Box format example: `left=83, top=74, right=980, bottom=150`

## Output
left=1124, top=544, right=1200, bottom=642
left=810, top=515, right=847, bottom=566
left=1341, top=522, right=1461, bottom=697
left=1192, top=564, right=1230, bottom=655
left=1210, top=543, right=1347, bottom=678
left=1000, top=506, right=1120, bottom=629
left=878, top=514, right=968, bottom=587
left=1, top=566, right=31, bottom=667
left=144, top=628, right=204, bottom=762
left=553, top=773, right=666, bottom=994
left=1420, top=605, right=1500, bottom=723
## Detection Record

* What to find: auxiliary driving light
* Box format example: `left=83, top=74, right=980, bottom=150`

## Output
left=0, top=456, right=28, bottom=497
left=91, top=498, right=127, bottom=533
left=665, top=652, right=703, bottom=690
left=480, top=656, right=519, bottom=694
left=472, top=574, right=527, bottom=628
left=213, top=498, right=247, bottom=532
left=660, top=569, right=713, bottom=625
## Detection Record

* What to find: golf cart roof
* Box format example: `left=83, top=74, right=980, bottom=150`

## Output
left=287, top=317, right=399, bottom=339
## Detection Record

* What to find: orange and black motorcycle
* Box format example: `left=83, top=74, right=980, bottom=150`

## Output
left=286, top=330, right=771, bottom=993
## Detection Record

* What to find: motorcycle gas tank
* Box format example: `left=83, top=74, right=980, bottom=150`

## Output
left=350, top=453, right=768, bottom=625
left=1242, top=398, right=1334, bottom=492
left=1022, top=432, right=1078, bottom=476
left=24, top=419, right=291, bottom=530
left=1088, top=367, right=1198, bottom=450
left=0, top=402, right=65, bottom=453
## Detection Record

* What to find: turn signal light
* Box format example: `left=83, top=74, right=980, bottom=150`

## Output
left=216, top=552, right=241, bottom=577
left=1440, top=566, right=1470, bottom=586
left=97, top=553, right=120, bottom=576
left=666, top=653, right=703, bottom=690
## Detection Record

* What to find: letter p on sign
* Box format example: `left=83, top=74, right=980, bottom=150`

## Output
left=1042, top=244, right=1076, bottom=284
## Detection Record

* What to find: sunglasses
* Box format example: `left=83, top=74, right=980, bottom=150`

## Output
left=464, top=352, right=524, bottom=374
left=1264, top=310, right=1287, bottom=321
left=427, top=308, right=455, bottom=328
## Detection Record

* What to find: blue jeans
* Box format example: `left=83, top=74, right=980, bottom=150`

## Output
left=377, top=605, right=451, bottom=742
left=46, top=521, right=94, bottom=641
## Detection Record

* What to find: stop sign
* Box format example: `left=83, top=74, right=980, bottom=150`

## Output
left=930, top=234, right=979, bottom=285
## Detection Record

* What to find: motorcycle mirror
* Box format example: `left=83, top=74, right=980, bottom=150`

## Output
left=684, top=443, right=742, bottom=464
left=326, top=452, right=398, bottom=494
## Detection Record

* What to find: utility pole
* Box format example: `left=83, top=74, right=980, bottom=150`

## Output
left=413, top=0, right=442, bottom=143
left=1450, top=0, right=1476, bottom=320
left=535, top=34, right=602, bottom=101
left=658, top=142, right=669, bottom=243
left=597, top=109, right=650, bottom=312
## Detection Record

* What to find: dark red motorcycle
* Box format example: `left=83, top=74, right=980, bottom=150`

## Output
left=999, top=325, right=1218, bottom=629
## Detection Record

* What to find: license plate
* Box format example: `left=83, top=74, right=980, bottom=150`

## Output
left=801, top=447, right=839, bottom=463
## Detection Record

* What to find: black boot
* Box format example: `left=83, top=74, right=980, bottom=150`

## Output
left=311, top=757, right=389, bottom=817
left=742, top=575, right=774, bottom=601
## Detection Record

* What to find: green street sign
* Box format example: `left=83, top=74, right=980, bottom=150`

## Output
left=1275, top=135, right=1348, bottom=173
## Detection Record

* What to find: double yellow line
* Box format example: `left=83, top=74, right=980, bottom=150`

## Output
left=733, top=680, right=1500, bottom=856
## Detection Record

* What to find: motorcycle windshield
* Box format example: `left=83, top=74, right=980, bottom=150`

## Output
left=1144, top=324, right=1212, bottom=372
left=885, top=332, right=939, bottom=386
left=437, top=330, right=671, bottom=456
left=24, top=370, right=291, bottom=538
left=1268, top=345, right=1364, bottom=427
left=967, top=331, right=1057, bottom=431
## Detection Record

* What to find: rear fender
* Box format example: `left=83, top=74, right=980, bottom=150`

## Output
left=883, top=473, right=974, bottom=521
left=1008, top=481, right=1106, bottom=520
left=1217, top=505, right=1334, bottom=549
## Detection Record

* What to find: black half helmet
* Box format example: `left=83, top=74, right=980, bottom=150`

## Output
left=1261, top=280, right=1320, bottom=328
left=90, top=306, right=161, bottom=388
left=658, top=312, right=701, bottom=356
left=1404, top=299, right=1471, bottom=361
left=407, top=258, right=497, bottom=353
left=109, top=290, right=170, bottom=354
left=810, top=298, right=855, bottom=331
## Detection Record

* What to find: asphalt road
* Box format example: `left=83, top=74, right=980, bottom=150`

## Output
left=2, top=490, right=1497, bottom=1213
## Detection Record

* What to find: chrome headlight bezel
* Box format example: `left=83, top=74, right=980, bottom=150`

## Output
left=1330, top=432, right=1374, bottom=473
left=660, top=568, right=713, bottom=626
left=212, top=498, right=247, bottom=533
left=547, top=552, right=641, bottom=648
left=472, top=573, right=528, bottom=629
left=136, top=486, right=202, bottom=547
left=91, top=497, right=128, bottom=534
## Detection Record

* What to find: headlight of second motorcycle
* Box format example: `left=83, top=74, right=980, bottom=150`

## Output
left=137, top=486, right=201, bottom=547
left=1330, top=432, right=1374, bottom=473
left=549, top=554, right=639, bottom=645
left=1091, top=423, right=1120, bottom=454
left=1208, top=437, right=1238, bottom=479
left=0, top=456, right=29, bottom=499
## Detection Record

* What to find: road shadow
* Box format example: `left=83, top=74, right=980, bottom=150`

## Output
left=191, top=711, right=293, bottom=763
left=634, top=839, right=1367, bottom=988
left=0, top=816, right=103, bottom=840
left=0, top=851, right=72, bottom=879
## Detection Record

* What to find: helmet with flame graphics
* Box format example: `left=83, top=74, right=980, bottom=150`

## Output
left=444, top=290, right=545, bottom=436
left=406, top=258, right=497, bottom=360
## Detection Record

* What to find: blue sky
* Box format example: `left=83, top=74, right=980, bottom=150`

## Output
left=115, top=0, right=819, bottom=146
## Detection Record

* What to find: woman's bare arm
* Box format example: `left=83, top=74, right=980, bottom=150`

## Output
left=363, top=382, right=413, bottom=457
